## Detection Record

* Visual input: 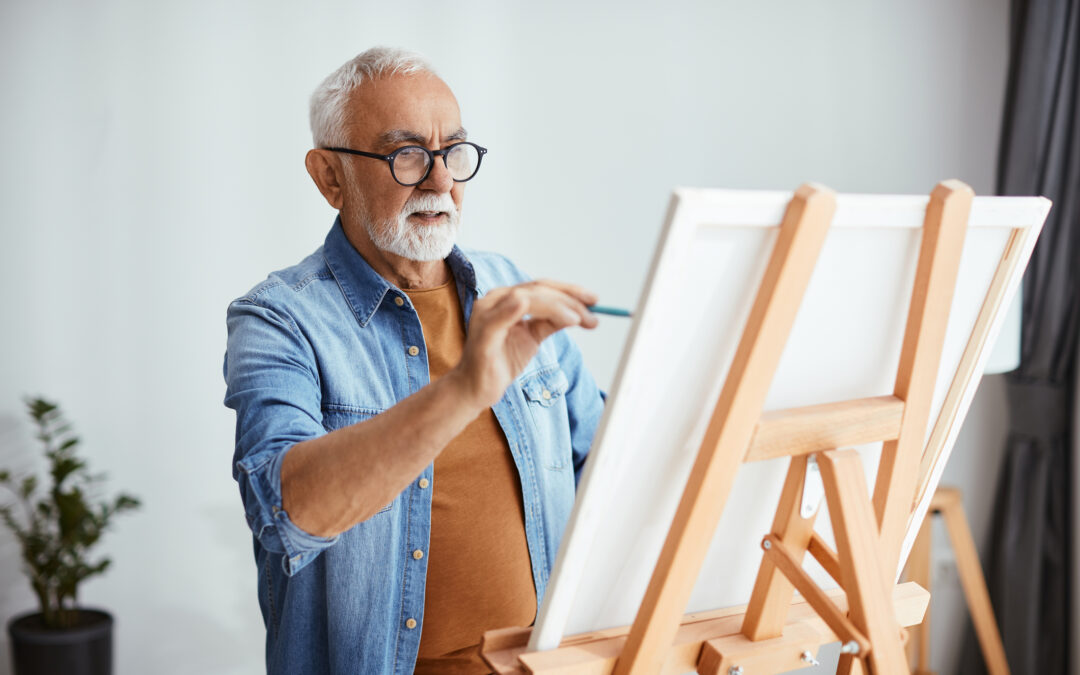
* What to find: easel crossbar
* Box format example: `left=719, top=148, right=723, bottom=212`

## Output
left=746, top=395, right=905, bottom=463
left=808, top=532, right=842, bottom=585
left=762, top=533, right=870, bottom=654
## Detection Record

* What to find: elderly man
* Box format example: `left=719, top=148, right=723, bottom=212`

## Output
left=223, top=47, right=606, bottom=675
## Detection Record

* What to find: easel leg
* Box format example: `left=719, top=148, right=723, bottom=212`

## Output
left=612, top=185, right=836, bottom=675
left=819, top=450, right=910, bottom=675
left=742, top=455, right=820, bottom=639
left=872, top=181, right=973, bottom=574
left=838, top=652, right=868, bottom=675
left=904, top=512, right=934, bottom=675
left=934, top=489, right=1010, bottom=675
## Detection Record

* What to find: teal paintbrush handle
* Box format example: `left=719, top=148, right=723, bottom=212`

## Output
left=587, top=305, right=633, bottom=317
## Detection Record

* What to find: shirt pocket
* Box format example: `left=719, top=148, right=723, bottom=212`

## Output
left=320, top=404, right=394, bottom=515
left=519, top=366, right=573, bottom=471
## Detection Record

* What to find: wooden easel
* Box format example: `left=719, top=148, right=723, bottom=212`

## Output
left=904, top=486, right=1009, bottom=675
left=482, top=181, right=980, bottom=674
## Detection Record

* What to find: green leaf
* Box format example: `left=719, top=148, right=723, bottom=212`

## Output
left=26, top=397, right=57, bottom=419
left=0, top=505, right=27, bottom=538
left=55, top=489, right=91, bottom=540
left=115, top=494, right=141, bottom=511
left=51, top=456, right=85, bottom=486
left=19, top=475, right=37, bottom=499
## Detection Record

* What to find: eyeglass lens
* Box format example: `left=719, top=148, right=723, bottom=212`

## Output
left=391, top=143, right=481, bottom=185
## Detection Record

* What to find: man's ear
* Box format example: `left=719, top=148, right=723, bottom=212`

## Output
left=305, top=149, right=346, bottom=210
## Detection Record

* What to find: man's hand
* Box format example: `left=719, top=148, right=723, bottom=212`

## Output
left=450, top=281, right=599, bottom=410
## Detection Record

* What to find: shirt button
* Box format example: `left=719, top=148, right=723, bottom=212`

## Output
left=542, top=389, right=552, bottom=400
left=418, top=478, right=430, bottom=489
left=405, top=618, right=417, bottom=630
left=408, top=346, right=420, bottom=357
left=412, top=549, right=424, bottom=560
left=394, top=296, right=405, bottom=307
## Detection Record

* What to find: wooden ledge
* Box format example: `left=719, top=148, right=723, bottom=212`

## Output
left=481, top=582, right=929, bottom=675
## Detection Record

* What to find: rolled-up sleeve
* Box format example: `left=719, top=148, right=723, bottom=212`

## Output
left=224, top=298, right=338, bottom=575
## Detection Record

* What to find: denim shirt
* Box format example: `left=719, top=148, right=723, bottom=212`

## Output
left=223, top=218, right=605, bottom=675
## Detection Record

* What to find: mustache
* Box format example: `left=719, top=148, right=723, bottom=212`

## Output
left=402, top=193, right=457, bottom=216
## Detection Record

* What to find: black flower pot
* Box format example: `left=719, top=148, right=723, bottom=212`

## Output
left=7, top=609, right=112, bottom=675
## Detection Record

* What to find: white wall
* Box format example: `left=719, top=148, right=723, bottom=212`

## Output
left=0, top=1, right=1011, bottom=673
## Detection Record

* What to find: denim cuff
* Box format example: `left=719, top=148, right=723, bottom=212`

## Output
left=236, top=448, right=338, bottom=576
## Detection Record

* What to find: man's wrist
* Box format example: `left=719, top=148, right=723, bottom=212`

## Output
left=440, top=366, right=491, bottom=418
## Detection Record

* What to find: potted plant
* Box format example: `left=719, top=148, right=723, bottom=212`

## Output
left=1, top=397, right=139, bottom=675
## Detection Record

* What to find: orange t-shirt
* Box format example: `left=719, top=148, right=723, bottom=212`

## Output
left=408, top=280, right=537, bottom=674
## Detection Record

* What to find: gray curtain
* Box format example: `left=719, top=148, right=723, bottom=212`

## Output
left=959, top=0, right=1079, bottom=673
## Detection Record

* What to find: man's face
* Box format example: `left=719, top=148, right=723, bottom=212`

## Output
left=337, top=73, right=467, bottom=262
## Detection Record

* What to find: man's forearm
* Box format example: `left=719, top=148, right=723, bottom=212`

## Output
left=280, top=369, right=484, bottom=538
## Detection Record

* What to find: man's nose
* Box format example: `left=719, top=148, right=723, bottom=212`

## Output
left=420, top=156, right=454, bottom=193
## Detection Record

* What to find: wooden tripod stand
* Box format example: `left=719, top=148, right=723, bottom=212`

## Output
left=482, top=180, right=994, bottom=675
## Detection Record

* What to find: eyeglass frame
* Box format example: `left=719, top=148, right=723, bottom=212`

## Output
left=322, top=141, right=488, bottom=187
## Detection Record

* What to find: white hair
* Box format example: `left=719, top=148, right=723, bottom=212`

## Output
left=309, top=47, right=437, bottom=148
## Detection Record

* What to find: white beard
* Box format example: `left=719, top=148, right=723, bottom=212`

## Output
left=365, top=193, right=461, bottom=262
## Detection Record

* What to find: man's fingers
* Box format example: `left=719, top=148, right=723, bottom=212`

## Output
left=481, top=286, right=512, bottom=303
left=482, top=286, right=583, bottom=329
left=533, top=279, right=599, bottom=307
left=524, top=317, right=562, bottom=344
left=475, top=290, right=529, bottom=342
left=528, top=281, right=599, bottom=330
left=471, top=281, right=601, bottom=345
left=518, top=286, right=592, bottom=330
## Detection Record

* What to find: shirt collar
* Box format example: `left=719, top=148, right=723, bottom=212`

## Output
left=322, top=216, right=481, bottom=328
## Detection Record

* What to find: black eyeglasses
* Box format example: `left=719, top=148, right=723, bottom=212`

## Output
left=323, top=141, right=488, bottom=187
